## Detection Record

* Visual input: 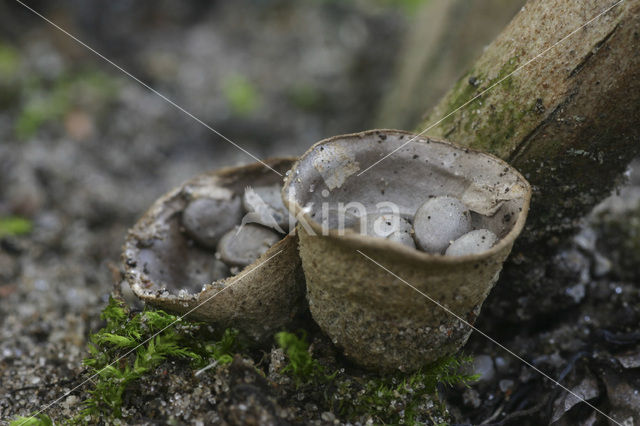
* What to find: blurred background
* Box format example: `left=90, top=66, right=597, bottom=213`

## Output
left=17, top=0, right=634, bottom=422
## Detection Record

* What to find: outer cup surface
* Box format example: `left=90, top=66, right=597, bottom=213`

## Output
left=282, top=130, right=531, bottom=372
left=124, top=158, right=305, bottom=342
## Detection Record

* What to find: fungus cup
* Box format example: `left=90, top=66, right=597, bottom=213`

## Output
left=123, top=158, right=305, bottom=342
left=282, top=130, right=531, bottom=372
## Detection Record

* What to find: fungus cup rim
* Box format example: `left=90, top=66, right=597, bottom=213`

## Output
left=282, top=129, right=532, bottom=264
left=124, top=157, right=297, bottom=303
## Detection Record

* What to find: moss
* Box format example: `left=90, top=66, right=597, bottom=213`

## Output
left=475, top=99, right=534, bottom=155
left=334, top=354, right=478, bottom=424
left=15, top=70, right=117, bottom=139
left=275, top=331, right=334, bottom=386
left=14, top=302, right=477, bottom=424
left=276, top=330, right=477, bottom=424
left=12, top=296, right=241, bottom=425
left=428, top=56, right=539, bottom=158
left=287, top=84, right=323, bottom=111
left=0, top=42, right=20, bottom=80
left=0, top=216, right=33, bottom=237
left=467, top=56, right=531, bottom=154
left=378, top=0, right=430, bottom=14
left=222, top=75, right=261, bottom=117
left=9, top=414, right=53, bottom=426
left=77, top=296, right=240, bottom=422
left=436, top=69, right=483, bottom=131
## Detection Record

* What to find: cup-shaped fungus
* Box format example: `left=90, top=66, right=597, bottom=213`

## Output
left=282, top=130, right=531, bottom=372
left=123, top=158, right=305, bottom=342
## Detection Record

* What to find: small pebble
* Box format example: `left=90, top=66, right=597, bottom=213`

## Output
left=217, top=224, right=281, bottom=266
left=413, top=196, right=471, bottom=254
left=243, top=185, right=289, bottom=231
left=472, top=355, right=495, bottom=383
left=565, top=283, right=585, bottom=303
left=494, top=356, right=510, bottom=374
left=387, top=230, right=416, bottom=249
left=593, top=252, right=611, bottom=277
left=321, top=411, right=336, bottom=422
left=182, top=197, right=243, bottom=248
left=445, top=229, right=498, bottom=256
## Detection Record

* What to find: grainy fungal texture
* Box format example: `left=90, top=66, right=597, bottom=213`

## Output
left=283, top=129, right=531, bottom=372
left=123, top=158, right=306, bottom=342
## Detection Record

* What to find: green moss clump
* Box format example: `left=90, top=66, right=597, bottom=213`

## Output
left=0, top=43, right=20, bottom=80
left=10, top=297, right=240, bottom=425
left=0, top=216, right=33, bottom=237
left=275, top=331, right=333, bottom=385
left=372, top=0, right=430, bottom=14
left=334, top=355, right=478, bottom=424
left=287, top=84, right=322, bottom=111
left=429, top=55, right=539, bottom=158
left=222, top=75, right=261, bottom=117
left=467, top=56, right=531, bottom=155
left=276, top=331, right=477, bottom=424
left=13, top=304, right=478, bottom=425
left=15, top=70, right=117, bottom=139
left=79, top=296, right=239, bottom=421
left=9, top=414, right=53, bottom=426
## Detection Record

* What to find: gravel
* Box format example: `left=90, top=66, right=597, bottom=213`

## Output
left=2, top=2, right=640, bottom=425
left=0, top=1, right=406, bottom=422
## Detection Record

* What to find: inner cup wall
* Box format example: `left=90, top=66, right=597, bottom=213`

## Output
left=287, top=132, right=526, bottom=240
left=126, top=159, right=294, bottom=295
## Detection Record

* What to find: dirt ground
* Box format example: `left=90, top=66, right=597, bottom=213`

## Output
left=1, top=2, right=639, bottom=425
